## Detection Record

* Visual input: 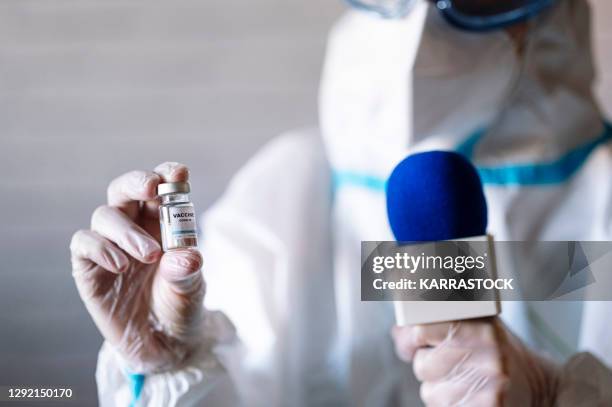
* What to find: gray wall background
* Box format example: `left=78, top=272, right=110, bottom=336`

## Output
left=0, top=0, right=611, bottom=405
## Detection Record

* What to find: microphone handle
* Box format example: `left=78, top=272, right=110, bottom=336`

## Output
left=393, top=235, right=501, bottom=325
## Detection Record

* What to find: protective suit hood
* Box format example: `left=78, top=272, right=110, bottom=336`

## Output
left=319, top=0, right=603, bottom=177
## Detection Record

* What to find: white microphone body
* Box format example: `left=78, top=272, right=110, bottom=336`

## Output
left=393, top=234, right=501, bottom=326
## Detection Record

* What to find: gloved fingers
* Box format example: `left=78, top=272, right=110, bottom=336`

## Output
left=91, top=205, right=162, bottom=263
left=70, top=230, right=140, bottom=347
left=70, top=229, right=130, bottom=275
left=154, top=161, right=190, bottom=182
left=413, top=346, right=504, bottom=382
left=392, top=319, right=501, bottom=362
left=456, top=317, right=501, bottom=346
left=152, top=248, right=205, bottom=341
left=420, top=381, right=468, bottom=406
left=413, top=346, right=470, bottom=382
left=142, top=162, right=190, bottom=218
left=420, top=377, right=506, bottom=407
left=392, top=322, right=457, bottom=361
left=158, top=248, right=203, bottom=286
left=107, top=170, right=161, bottom=219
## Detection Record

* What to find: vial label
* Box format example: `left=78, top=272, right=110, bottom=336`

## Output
left=160, top=206, right=198, bottom=250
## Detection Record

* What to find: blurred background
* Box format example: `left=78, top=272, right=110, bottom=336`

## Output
left=0, top=0, right=610, bottom=404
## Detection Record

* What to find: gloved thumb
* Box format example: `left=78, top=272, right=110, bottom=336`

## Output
left=152, top=249, right=205, bottom=343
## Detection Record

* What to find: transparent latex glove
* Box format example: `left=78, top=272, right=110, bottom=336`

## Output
left=70, top=162, right=205, bottom=373
left=392, top=317, right=560, bottom=406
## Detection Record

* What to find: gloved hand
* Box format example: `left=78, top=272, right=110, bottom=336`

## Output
left=70, top=162, right=205, bottom=374
left=392, top=317, right=560, bottom=406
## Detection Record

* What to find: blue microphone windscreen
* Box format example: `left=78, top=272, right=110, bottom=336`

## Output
left=386, top=151, right=487, bottom=241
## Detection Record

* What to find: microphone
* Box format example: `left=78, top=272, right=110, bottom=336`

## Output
left=386, top=151, right=500, bottom=325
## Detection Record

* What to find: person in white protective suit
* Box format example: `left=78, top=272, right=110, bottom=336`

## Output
left=69, top=0, right=612, bottom=405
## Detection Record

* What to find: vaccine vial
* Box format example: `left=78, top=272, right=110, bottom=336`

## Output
left=157, top=181, right=198, bottom=251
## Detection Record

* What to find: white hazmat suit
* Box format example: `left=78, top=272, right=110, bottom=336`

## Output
left=88, top=0, right=612, bottom=405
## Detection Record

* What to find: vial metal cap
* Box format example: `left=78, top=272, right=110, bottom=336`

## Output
left=157, top=181, right=191, bottom=196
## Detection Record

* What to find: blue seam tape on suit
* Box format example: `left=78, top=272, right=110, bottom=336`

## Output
left=457, top=121, right=612, bottom=185
left=127, top=372, right=145, bottom=407
left=333, top=120, right=612, bottom=189
left=332, top=171, right=387, bottom=192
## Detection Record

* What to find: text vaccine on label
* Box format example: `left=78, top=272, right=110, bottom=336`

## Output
left=157, top=181, right=198, bottom=251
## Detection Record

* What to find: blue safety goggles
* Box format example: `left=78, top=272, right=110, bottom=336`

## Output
left=345, top=0, right=557, bottom=31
